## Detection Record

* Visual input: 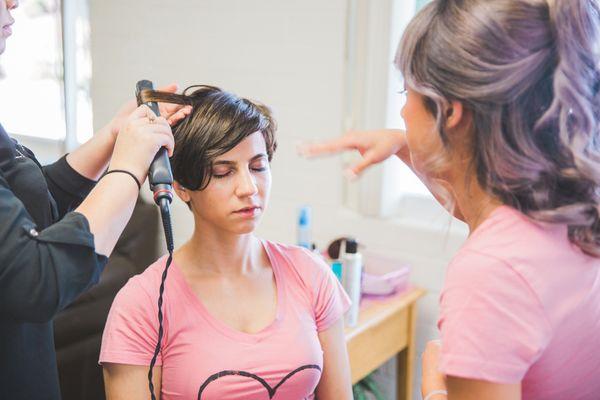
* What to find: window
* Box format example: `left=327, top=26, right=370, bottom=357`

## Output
left=344, top=0, right=434, bottom=219
left=0, top=0, right=92, bottom=152
left=384, top=0, right=430, bottom=198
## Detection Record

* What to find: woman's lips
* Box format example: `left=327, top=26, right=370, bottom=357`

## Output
left=233, top=206, right=261, bottom=218
left=2, top=25, right=12, bottom=37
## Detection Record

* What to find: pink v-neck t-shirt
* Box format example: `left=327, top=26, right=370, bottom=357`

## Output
left=99, top=240, right=350, bottom=400
left=439, top=206, right=600, bottom=399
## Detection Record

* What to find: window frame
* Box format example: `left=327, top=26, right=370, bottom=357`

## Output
left=343, top=0, right=442, bottom=222
left=9, top=0, right=92, bottom=163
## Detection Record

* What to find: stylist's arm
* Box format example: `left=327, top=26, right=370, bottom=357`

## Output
left=298, top=130, right=466, bottom=222
left=0, top=96, right=182, bottom=399
left=0, top=103, right=179, bottom=317
left=422, top=340, right=520, bottom=400
left=298, top=129, right=409, bottom=177
left=74, top=104, right=174, bottom=256
left=0, top=0, right=190, bottom=398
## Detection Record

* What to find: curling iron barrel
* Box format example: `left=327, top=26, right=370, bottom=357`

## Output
left=135, top=79, right=174, bottom=206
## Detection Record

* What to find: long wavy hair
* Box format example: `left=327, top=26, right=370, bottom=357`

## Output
left=397, top=0, right=600, bottom=256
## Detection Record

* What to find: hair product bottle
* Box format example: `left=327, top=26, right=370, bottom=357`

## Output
left=342, top=238, right=362, bottom=327
left=297, top=206, right=312, bottom=249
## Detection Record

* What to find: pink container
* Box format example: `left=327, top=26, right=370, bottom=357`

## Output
left=361, top=252, right=411, bottom=297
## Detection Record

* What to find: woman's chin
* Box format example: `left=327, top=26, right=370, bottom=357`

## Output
left=227, top=221, right=259, bottom=235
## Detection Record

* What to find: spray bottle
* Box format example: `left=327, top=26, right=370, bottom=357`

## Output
left=342, top=238, right=362, bottom=327
left=297, top=205, right=312, bottom=249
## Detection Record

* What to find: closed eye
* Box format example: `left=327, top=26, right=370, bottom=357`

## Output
left=212, top=165, right=268, bottom=178
left=212, top=170, right=233, bottom=179
left=250, top=159, right=269, bottom=172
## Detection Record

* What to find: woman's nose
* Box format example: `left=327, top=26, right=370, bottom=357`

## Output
left=235, top=169, right=258, bottom=197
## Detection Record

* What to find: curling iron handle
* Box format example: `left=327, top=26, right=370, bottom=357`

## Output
left=149, top=148, right=173, bottom=188
left=135, top=79, right=174, bottom=199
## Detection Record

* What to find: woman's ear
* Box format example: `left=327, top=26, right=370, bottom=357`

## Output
left=444, top=100, right=465, bottom=130
left=173, top=181, right=191, bottom=203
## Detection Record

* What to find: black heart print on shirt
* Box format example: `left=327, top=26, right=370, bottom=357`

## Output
left=197, top=364, right=321, bottom=400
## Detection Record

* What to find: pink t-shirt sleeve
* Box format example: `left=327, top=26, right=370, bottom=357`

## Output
left=301, top=249, right=351, bottom=332
left=438, top=250, right=552, bottom=383
left=99, top=276, right=161, bottom=366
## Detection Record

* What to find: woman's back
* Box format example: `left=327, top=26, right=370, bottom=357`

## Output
left=439, top=206, right=600, bottom=399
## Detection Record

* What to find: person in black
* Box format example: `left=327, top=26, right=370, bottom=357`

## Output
left=0, top=1, right=190, bottom=398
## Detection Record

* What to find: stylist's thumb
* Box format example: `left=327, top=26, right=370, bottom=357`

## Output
left=347, top=150, right=377, bottom=179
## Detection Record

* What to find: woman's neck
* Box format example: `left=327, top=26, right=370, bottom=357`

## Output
left=176, top=228, right=262, bottom=276
left=447, top=165, right=503, bottom=233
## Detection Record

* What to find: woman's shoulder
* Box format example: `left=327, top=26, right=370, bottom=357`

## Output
left=263, top=240, right=333, bottom=288
left=461, top=205, right=577, bottom=263
left=114, top=255, right=171, bottom=305
left=263, top=239, right=331, bottom=275
left=447, top=206, right=598, bottom=319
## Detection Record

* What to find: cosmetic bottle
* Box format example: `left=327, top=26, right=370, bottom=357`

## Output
left=297, top=206, right=311, bottom=249
left=342, top=238, right=362, bottom=327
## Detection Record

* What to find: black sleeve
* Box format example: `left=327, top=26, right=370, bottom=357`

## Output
left=0, top=174, right=108, bottom=323
left=42, top=155, right=97, bottom=218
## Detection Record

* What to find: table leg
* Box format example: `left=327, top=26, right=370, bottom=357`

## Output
left=396, top=304, right=418, bottom=400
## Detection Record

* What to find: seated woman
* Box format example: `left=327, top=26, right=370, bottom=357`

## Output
left=99, top=85, right=352, bottom=400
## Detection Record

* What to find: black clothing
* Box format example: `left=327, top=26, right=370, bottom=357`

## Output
left=0, top=124, right=108, bottom=399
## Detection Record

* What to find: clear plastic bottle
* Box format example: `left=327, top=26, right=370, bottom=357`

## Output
left=342, top=238, right=362, bottom=327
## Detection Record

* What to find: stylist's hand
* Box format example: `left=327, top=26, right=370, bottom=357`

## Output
left=421, top=340, right=447, bottom=399
left=297, top=129, right=407, bottom=178
left=108, top=105, right=175, bottom=184
left=103, top=83, right=192, bottom=142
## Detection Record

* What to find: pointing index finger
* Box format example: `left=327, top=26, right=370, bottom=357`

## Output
left=297, top=136, right=357, bottom=158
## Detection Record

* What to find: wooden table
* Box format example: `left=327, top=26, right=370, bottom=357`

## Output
left=345, top=287, right=426, bottom=400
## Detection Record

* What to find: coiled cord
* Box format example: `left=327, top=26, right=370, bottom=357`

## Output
left=148, top=199, right=174, bottom=400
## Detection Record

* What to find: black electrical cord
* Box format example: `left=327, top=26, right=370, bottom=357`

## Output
left=148, top=199, right=174, bottom=400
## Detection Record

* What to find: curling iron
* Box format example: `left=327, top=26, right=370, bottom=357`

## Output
left=135, top=79, right=175, bottom=400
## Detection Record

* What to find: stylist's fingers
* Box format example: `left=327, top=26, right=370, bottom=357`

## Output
left=161, top=102, right=192, bottom=123
left=156, top=82, right=191, bottom=122
left=165, top=106, right=192, bottom=125
left=128, top=109, right=174, bottom=156
left=146, top=115, right=175, bottom=156
left=153, top=126, right=175, bottom=157
left=111, top=108, right=173, bottom=182
left=129, top=104, right=158, bottom=122
left=151, top=115, right=170, bottom=127
left=297, top=136, right=358, bottom=158
left=156, top=83, right=179, bottom=93
left=347, top=149, right=377, bottom=178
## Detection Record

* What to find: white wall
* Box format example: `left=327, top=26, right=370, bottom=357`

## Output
left=89, top=0, right=348, bottom=243
left=89, top=1, right=468, bottom=398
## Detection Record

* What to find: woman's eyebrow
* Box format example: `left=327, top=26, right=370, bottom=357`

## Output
left=212, top=160, right=235, bottom=166
left=250, top=153, right=267, bottom=161
left=213, top=153, right=267, bottom=166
